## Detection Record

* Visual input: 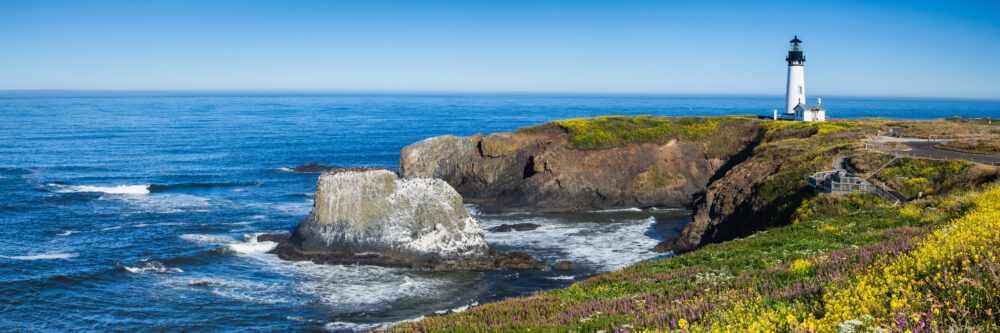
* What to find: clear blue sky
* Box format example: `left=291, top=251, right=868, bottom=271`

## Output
left=1, top=0, right=998, bottom=98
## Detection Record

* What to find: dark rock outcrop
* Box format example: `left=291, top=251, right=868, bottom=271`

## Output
left=287, top=162, right=343, bottom=173
left=656, top=158, right=781, bottom=253
left=656, top=126, right=864, bottom=254
left=487, top=223, right=541, bottom=232
left=399, top=132, right=746, bottom=213
left=266, top=168, right=546, bottom=270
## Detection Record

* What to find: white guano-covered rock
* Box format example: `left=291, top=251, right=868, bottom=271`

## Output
left=293, top=168, right=489, bottom=264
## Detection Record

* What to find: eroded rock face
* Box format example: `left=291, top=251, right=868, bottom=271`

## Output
left=270, top=168, right=546, bottom=270
left=399, top=132, right=732, bottom=213
left=657, top=159, right=779, bottom=253
left=294, top=168, right=488, bottom=262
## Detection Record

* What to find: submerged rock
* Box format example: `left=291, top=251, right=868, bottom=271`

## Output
left=552, top=261, right=574, bottom=271
left=487, top=223, right=541, bottom=232
left=268, top=168, right=546, bottom=270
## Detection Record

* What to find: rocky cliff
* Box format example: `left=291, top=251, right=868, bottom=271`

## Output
left=399, top=117, right=763, bottom=212
left=266, top=167, right=545, bottom=270
left=399, top=116, right=874, bottom=253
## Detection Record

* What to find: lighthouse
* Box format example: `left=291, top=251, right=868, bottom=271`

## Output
left=785, top=35, right=806, bottom=115
left=782, top=36, right=826, bottom=122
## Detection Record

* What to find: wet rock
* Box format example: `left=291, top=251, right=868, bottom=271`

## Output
left=487, top=223, right=541, bottom=232
left=287, top=162, right=343, bottom=173
left=552, top=261, right=574, bottom=271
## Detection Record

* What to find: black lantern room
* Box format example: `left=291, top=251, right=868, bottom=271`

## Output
left=786, top=35, right=805, bottom=66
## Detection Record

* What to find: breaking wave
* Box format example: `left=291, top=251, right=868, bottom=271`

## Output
left=124, top=261, right=183, bottom=274
left=0, top=252, right=78, bottom=260
left=47, top=183, right=150, bottom=195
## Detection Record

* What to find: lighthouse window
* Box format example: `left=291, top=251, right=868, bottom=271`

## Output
left=799, top=86, right=803, bottom=94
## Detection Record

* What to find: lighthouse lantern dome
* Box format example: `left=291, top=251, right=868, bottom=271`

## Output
left=789, top=35, right=803, bottom=51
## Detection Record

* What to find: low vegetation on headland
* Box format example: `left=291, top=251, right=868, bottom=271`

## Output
left=887, top=117, right=1000, bottom=155
left=385, top=116, right=1000, bottom=332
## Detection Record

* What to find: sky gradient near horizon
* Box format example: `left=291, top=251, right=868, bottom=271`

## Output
left=1, top=0, right=999, bottom=99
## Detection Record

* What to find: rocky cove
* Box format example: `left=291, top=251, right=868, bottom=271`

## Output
left=267, top=115, right=858, bottom=271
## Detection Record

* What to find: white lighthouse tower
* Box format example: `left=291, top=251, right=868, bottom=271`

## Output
left=782, top=36, right=826, bottom=122
left=785, top=35, right=806, bottom=115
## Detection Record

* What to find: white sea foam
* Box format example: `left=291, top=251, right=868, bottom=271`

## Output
left=481, top=216, right=665, bottom=271
left=133, top=222, right=185, bottom=228
left=57, top=230, right=79, bottom=236
left=48, top=183, right=150, bottom=194
left=0, top=251, right=78, bottom=260
left=125, top=261, right=183, bottom=274
left=179, top=234, right=237, bottom=245
left=590, top=207, right=643, bottom=213
left=109, top=193, right=213, bottom=214
left=545, top=275, right=576, bottom=280
left=278, top=259, right=457, bottom=310
left=278, top=167, right=294, bottom=172
left=323, top=316, right=426, bottom=332
left=650, top=207, right=688, bottom=213
left=228, top=234, right=277, bottom=254
left=435, top=301, right=478, bottom=314
left=165, top=277, right=293, bottom=305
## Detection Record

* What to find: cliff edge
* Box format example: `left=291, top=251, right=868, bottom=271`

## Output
left=399, top=116, right=875, bottom=253
left=400, top=116, right=764, bottom=213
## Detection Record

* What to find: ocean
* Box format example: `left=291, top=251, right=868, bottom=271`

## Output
left=1, top=93, right=997, bottom=332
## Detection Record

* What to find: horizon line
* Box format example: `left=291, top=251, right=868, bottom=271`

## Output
left=0, top=89, right=998, bottom=102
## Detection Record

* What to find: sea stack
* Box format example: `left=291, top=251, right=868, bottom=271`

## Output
left=265, top=167, right=545, bottom=270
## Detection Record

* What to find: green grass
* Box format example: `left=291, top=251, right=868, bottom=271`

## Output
left=517, top=115, right=763, bottom=159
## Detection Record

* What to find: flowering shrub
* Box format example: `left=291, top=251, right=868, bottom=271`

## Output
left=384, top=179, right=999, bottom=331
left=788, top=259, right=814, bottom=275
left=804, top=186, right=1000, bottom=331
left=878, top=159, right=974, bottom=198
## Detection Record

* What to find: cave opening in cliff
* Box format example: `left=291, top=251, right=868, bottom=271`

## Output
left=523, top=156, right=538, bottom=179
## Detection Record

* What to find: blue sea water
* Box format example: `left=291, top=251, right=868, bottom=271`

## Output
left=0, top=93, right=997, bottom=332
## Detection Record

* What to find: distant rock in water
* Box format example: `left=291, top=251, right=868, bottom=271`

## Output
left=286, top=162, right=344, bottom=173
left=487, top=223, right=540, bottom=232
left=266, top=168, right=546, bottom=270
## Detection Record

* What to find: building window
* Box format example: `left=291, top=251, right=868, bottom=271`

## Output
left=799, top=86, right=803, bottom=94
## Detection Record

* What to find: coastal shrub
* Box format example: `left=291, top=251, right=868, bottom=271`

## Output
left=516, top=116, right=761, bottom=158
left=878, top=158, right=974, bottom=197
